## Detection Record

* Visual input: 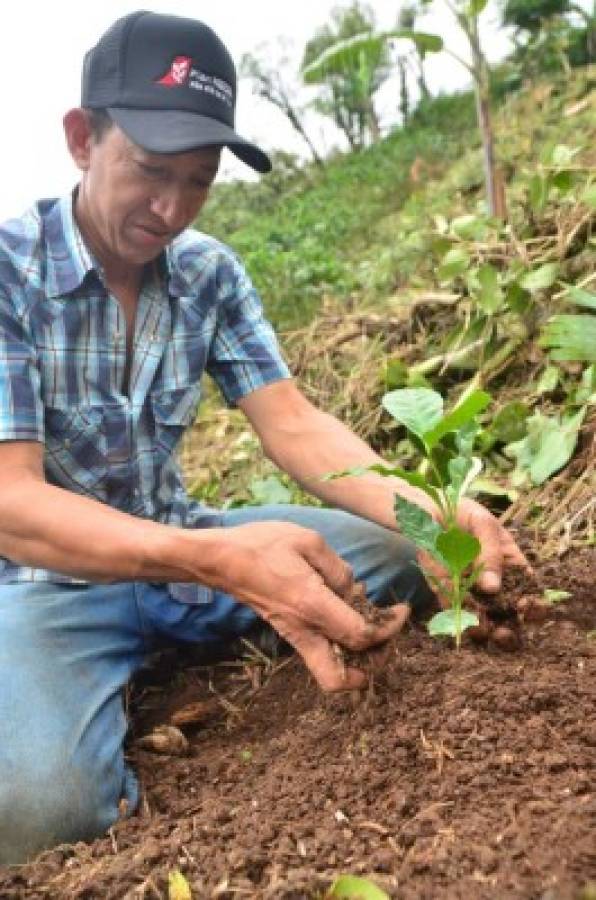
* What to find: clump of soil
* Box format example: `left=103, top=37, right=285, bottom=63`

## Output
left=0, top=550, right=594, bottom=900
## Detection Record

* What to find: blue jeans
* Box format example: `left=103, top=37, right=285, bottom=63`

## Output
left=0, top=506, right=432, bottom=864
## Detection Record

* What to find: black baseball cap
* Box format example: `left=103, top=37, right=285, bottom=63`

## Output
left=81, top=10, right=271, bottom=173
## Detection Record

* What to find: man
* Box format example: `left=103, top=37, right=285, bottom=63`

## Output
left=0, top=12, right=526, bottom=864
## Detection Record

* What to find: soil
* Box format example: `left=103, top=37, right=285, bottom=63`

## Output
left=1, top=549, right=594, bottom=900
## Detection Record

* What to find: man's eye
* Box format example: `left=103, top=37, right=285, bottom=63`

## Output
left=139, top=163, right=165, bottom=179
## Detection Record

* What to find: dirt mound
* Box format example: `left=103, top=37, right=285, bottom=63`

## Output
left=1, top=550, right=594, bottom=899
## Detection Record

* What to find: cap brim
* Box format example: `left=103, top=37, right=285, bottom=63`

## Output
left=108, top=108, right=271, bottom=173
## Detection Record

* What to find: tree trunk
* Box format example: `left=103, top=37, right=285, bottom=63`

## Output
left=398, top=58, right=409, bottom=125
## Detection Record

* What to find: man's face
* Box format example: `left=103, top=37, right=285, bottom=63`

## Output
left=77, top=121, right=221, bottom=270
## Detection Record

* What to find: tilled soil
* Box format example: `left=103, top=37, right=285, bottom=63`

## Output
left=1, top=550, right=594, bottom=899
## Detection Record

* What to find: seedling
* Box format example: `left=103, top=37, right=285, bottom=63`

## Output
left=543, top=588, right=572, bottom=604
left=328, top=387, right=491, bottom=647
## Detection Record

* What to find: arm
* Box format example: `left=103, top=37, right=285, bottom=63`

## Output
left=0, top=440, right=407, bottom=691
left=238, top=380, right=528, bottom=593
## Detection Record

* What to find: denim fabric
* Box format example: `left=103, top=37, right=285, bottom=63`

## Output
left=0, top=506, right=432, bottom=864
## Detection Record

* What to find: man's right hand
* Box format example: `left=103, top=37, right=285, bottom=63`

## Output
left=208, top=522, right=410, bottom=693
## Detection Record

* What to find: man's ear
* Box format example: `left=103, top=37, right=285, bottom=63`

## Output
left=63, top=108, right=93, bottom=172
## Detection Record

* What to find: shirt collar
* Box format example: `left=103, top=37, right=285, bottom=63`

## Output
left=44, top=191, right=98, bottom=299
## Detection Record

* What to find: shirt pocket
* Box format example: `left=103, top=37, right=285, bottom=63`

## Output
left=150, top=383, right=201, bottom=456
left=44, top=404, right=109, bottom=493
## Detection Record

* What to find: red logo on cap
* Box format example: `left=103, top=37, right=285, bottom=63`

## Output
left=156, top=56, right=192, bottom=86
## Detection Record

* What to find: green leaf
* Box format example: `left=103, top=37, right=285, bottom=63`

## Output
left=505, top=282, right=531, bottom=315
left=519, top=263, right=559, bottom=293
left=535, top=365, right=560, bottom=395
left=451, top=215, right=489, bottom=241
left=467, top=0, right=489, bottom=16
left=543, top=589, right=572, bottom=604
left=528, top=174, right=549, bottom=212
left=428, top=609, right=479, bottom=638
left=540, top=314, right=596, bottom=362
left=383, top=358, right=409, bottom=389
left=505, top=408, right=586, bottom=486
left=447, top=456, right=482, bottom=506
left=581, top=184, right=596, bottom=209
left=560, top=284, right=596, bottom=311
left=551, top=171, right=574, bottom=194
left=550, top=144, right=581, bottom=167
left=475, top=263, right=504, bottom=314
left=424, top=390, right=491, bottom=449
left=327, top=875, right=390, bottom=900
left=438, top=246, right=471, bottom=282
left=435, top=527, right=481, bottom=576
left=488, top=402, right=529, bottom=443
left=249, top=475, right=292, bottom=505
left=168, top=870, right=193, bottom=900
left=382, top=388, right=443, bottom=441
left=394, top=495, right=445, bottom=564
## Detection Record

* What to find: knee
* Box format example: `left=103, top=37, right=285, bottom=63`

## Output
left=0, top=756, right=126, bottom=865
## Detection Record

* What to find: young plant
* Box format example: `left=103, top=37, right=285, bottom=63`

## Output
left=329, top=388, right=491, bottom=647
left=382, top=387, right=492, bottom=645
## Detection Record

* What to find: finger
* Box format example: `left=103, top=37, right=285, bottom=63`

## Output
left=302, top=579, right=411, bottom=651
left=293, top=630, right=367, bottom=693
left=300, top=533, right=355, bottom=600
left=500, top=528, right=535, bottom=574
left=470, top=514, right=504, bottom=593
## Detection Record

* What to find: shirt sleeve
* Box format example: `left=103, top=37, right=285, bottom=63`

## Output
left=0, top=289, right=44, bottom=442
left=206, top=252, right=291, bottom=406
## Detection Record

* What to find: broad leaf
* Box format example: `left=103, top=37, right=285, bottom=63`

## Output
left=505, top=408, right=586, bottom=486
left=475, top=263, right=504, bottom=314
left=467, top=0, right=489, bottom=16
left=438, top=246, right=471, bottom=282
left=424, top=390, right=491, bottom=449
left=394, top=495, right=445, bottom=565
left=540, top=314, right=596, bottom=362
left=582, top=184, right=596, bottom=209
left=328, top=875, right=390, bottom=900
left=550, top=144, right=581, bottom=167
left=428, top=609, right=479, bottom=638
left=435, top=527, right=481, bottom=576
left=447, top=456, right=483, bottom=505
left=382, top=388, right=443, bottom=441
left=168, top=870, right=192, bottom=900
left=451, top=215, right=489, bottom=240
left=519, top=263, right=559, bottom=293
left=560, top=284, right=596, bottom=311
left=487, top=402, right=529, bottom=443
left=535, top=365, right=560, bottom=395
left=249, top=476, right=292, bottom=505
left=528, top=174, right=549, bottom=212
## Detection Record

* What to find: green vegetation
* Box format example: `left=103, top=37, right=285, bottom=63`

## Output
left=198, top=93, right=477, bottom=329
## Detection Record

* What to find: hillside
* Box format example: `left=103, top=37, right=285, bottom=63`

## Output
left=183, top=66, right=595, bottom=555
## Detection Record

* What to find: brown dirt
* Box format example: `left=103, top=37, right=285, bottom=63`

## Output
left=1, top=550, right=594, bottom=900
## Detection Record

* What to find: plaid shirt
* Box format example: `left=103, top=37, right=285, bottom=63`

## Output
left=0, top=193, right=290, bottom=595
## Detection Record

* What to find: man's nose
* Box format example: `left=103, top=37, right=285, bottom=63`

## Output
left=149, top=188, right=192, bottom=232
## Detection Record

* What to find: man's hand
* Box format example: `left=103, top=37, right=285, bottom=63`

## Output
left=418, top=497, right=532, bottom=607
left=211, top=522, right=409, bottom=692
left=455, top=498, right=531, bottom=593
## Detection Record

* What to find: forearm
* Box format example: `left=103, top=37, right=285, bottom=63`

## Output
left=260, top=408, right=437, bottom=528
left=0, top=476, right=224, bottom=586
